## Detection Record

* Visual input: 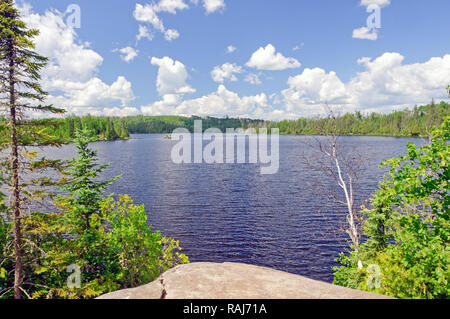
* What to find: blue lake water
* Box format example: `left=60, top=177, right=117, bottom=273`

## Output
left=42, top=134, right=426, bottom=283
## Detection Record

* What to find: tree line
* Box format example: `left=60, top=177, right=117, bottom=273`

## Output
left=265, top=101, right=449, bottom=137
left=48, top=115, right=130, bottom=142
left=17, top=101, right=447, bottom=142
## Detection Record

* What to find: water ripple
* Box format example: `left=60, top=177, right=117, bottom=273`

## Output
left=40, top=134, right=423, bottom=282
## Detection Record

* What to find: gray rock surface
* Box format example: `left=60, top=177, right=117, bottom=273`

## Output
left=97, top=262, right=391, bottom=299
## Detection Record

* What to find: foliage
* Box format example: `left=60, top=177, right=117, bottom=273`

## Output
left=44, top=115, right=130, bottom=142
left=0, top=129, right=189, bottom=299
left=101, top=194, right=162, bottom=288
left=122, top=115, right=264, bottom=134
left=0, top=217, right=12, bottom=288
left=102, top=194, right=188, bottom=288
left=118, top=102, right=449, bottom=137
left=0, top=0, right=67, bottom=298
left=265, top=101, right=449, bottom=137
left=333, top=117, right=450, bottom=299
left=56, top=128, right=120, bottom=231
left=158, top=237, right=190, bottom=273
left=2, top=101, right=447, bottom=140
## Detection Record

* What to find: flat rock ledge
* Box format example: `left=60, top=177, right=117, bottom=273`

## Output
left=97, top=262, right=391, bottom=299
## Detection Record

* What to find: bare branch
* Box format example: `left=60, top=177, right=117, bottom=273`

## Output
left=300, top=104, right=367, bottom=251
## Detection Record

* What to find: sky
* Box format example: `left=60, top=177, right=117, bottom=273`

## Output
left=17, top=0, right=450, bottom=120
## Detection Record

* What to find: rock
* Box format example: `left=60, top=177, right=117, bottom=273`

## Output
left=97, top=262, right=391, bottom=299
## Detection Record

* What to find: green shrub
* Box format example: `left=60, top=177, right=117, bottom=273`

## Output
left=333, top=117, right=449, bottom=299
left=0, top=129, right=189, bottom=299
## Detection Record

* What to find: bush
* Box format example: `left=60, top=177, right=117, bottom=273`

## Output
left=333, top=117, right=450, bottom=299
left=0, top=129, right=189, bottom=299
left=0, top=217, right=12, bottom=296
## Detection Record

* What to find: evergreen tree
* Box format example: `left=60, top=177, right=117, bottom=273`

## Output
left=57, top=128, right=119, bottom=232
left=0, top=0, right=64, bottom=298
left=49, top=129, right=187, bottom=298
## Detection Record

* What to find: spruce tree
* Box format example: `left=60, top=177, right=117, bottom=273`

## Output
left=58, top=128, right=119, bottom=232
left=55, top=128, right=120, bottom=286
left=0, top=0, right=64, bottom=298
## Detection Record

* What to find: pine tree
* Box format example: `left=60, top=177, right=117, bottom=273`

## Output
left=55, top=128, right=120, bottom=286
left=58, top=128, right=119, bottom=232
left=0, top=0, right=65, bottom=298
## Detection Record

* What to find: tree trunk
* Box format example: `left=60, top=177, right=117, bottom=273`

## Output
left=333, top=145, right=359, bottom=250
left=9, top=45, right=22, bottom=299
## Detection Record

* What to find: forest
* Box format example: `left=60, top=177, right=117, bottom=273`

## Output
left=20, top=100, right=449, bottom=142
left=265, top=101, right=449, bottom=136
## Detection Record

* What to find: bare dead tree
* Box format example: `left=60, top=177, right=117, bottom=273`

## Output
left=301, top=105, right=367, bottom=253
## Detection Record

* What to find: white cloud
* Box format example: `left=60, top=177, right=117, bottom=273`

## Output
left=20, top=4, right=135, bottom=115
left=282, top=68, right=350, bottom=115
left=360, top=0, right=391, bottom=8
left=103, top=106, right=141, bottom=117
left=357, top=57, right=372, bottom=65
left=353, top=26, right=378, bottom=40
left=164, top=29, right=180, bottom=41
left=211, top=63, right=243, bottom=83
left=134, top=3, right=165, bottom=32
left=140, top=52, right=450, bottom=120
left=246, top=44, right=301, bottom=71
left=115, top=46, right=139, bottom=63
left=133, top=0, right=226, bottom=41
left=133, top=1, right=188, bottom=41
left=244, top=73, right=262, bottom=85
left=150, top=57, right=196, bottom=96
left=226, top=45, right=237, bottom=53
left=137, top=25, right=154, bottom=41
left=141, top=85, right=276, bottom=118
left=22, top=7, right=102, bottom=83
left=140, top=94, right=182, bottom=116
left=157, top=0, right=189, bottom=14
left=281, top=52, right=450, bottom=115
left=45, top=76, right=135, bottom=115
left=292, top=43, right=304, bottom=51
left=177, top=85, right=268, bottom=116
left=269, top=93, right=281, bottom=105
left=202, top=0, right=225, bottom=14
left=347, top=52, right=450, bottom=110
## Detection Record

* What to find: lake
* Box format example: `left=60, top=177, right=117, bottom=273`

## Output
left=42, top=134, right=426, bottom=283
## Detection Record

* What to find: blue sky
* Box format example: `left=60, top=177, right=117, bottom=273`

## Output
left=20, top=0, right=450, bottom=119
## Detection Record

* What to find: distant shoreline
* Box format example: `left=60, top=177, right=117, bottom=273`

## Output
left=128, top=132, right=429, bottom=139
